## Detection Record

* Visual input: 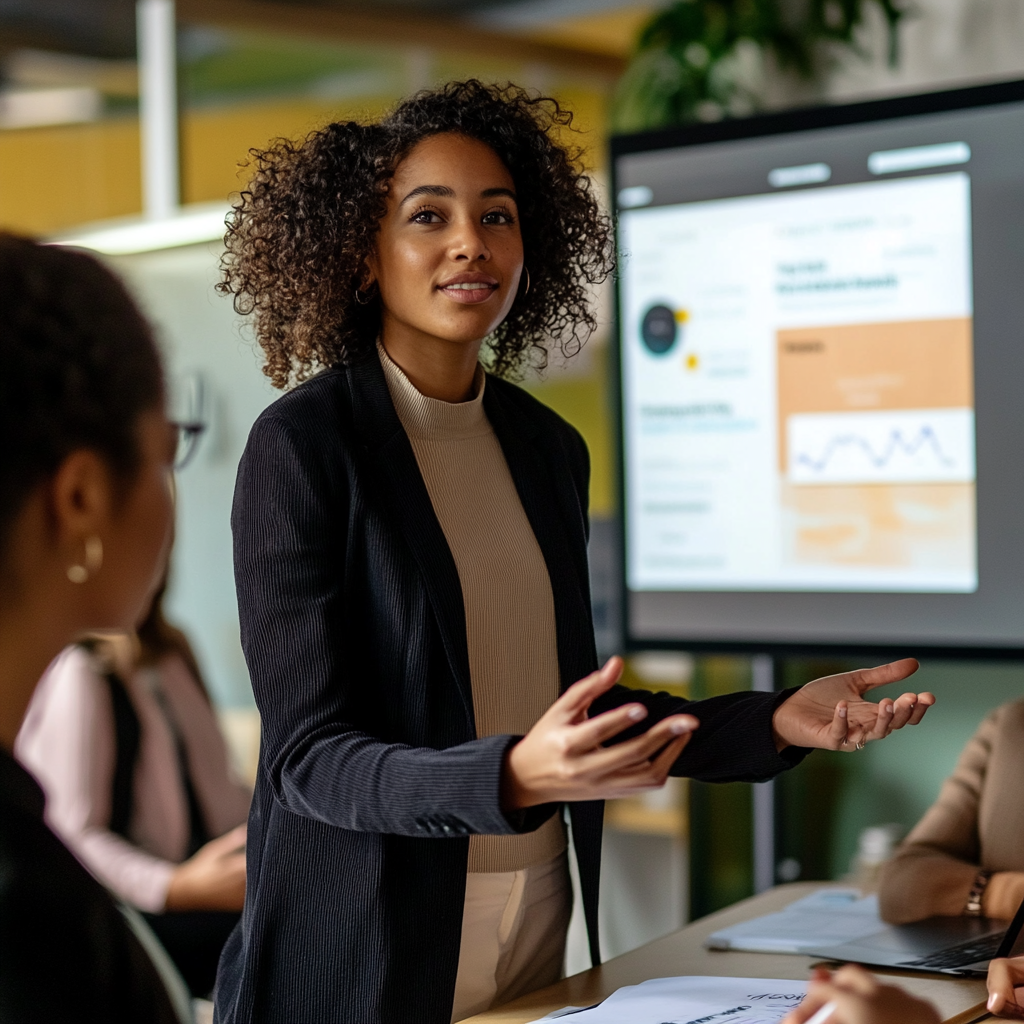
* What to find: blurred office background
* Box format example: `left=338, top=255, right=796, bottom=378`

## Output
left=4, top=0, right=1024, bottom=976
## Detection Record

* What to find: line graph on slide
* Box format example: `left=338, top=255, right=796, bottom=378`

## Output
left=788, top=408, right=975, bottom=485
left=795, top=424, right=955, bottom=473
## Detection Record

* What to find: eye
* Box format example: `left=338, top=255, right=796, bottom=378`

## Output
left=482, top=207, right=516, bottom=225
left=410, top=207, right=443, bottom=224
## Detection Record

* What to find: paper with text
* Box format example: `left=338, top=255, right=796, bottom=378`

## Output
left=528, top=976, right=808, bottom=1024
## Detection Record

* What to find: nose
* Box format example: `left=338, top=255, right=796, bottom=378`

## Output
left=448, top=214, right=490, bottom=262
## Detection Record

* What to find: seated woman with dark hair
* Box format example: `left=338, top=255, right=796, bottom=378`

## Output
left=16, top=576, right=250, bottom=998
left=0, top=234, right=186, bottom=1020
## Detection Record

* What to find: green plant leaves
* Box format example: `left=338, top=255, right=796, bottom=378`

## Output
left=612, top=0, right=905, bottom=132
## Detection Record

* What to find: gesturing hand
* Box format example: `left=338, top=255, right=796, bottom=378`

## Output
left=503, top=657, right=697, bottom=811
left=771, top=658, right=934, bottom=752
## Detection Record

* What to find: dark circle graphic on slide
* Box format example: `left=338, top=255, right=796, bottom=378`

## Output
left=641, top=304, right=679, bottom=354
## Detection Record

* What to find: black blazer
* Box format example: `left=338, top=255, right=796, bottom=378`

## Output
left=0, top=750, right=179, bottom=1023
left=215, top=354, right=805, bottom=1024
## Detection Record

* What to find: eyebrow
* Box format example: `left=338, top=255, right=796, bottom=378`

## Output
left=399, top=184, right=518, bottom=205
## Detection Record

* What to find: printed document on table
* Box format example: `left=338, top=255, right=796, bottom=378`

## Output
left=704, top=888, right=882, bottom=954
left=527, top=976, right=807, bottom=1024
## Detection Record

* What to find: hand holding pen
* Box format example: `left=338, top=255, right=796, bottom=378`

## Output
left=781, top=965, right=940, bottom=1024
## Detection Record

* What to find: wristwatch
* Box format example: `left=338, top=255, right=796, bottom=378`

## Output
left=965, top=869, right=993, bottom=916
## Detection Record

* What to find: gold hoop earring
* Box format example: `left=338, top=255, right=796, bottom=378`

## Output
left=354, top=284, right=376, bottom=306
left=523, top=267, right=530, bottom=295
left=67, top=535, right=103, bottom=584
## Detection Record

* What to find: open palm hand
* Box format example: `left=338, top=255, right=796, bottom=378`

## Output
left=771, top=659, right=934, bottom=752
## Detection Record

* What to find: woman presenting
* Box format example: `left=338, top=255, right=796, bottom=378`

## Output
left=215, top=81, right=933, bottom=1024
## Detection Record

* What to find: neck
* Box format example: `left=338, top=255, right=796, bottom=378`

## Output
left=380, top=316, right=482, bottom=403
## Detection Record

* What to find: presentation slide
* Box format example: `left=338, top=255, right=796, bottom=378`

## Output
left=620, top=172, right=976, bottom=594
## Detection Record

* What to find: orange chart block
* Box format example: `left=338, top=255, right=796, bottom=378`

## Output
left=776, top=318, right=974, bottom=472
left=776, top=319, right=976, bottom=577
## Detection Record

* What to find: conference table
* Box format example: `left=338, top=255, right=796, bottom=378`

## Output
left=463, top=882, right=991, bottom=1024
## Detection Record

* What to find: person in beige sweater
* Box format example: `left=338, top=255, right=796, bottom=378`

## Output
left=879, top=699, right=1024, bottom=925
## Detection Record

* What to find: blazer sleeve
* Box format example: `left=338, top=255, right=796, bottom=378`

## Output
left=592, top=685, right=808, bottom=784
left=877, top=708, right=997, bottom=923
left=233, top=409, right=538, bottom=839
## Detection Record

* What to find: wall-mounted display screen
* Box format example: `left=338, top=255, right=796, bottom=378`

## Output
left=613, top=82, right=1024, bottom=653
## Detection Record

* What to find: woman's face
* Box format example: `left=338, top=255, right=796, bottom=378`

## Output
left=369, top=132, right=524, bottom=347
left=89, top=408, right=176, bottom=632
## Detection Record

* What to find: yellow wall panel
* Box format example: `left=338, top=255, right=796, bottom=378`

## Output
left=0, top=119, right=142, bottom=236
left=525, top=349, right=615, bottom=517
left=181, top=96, right=399, bottom=203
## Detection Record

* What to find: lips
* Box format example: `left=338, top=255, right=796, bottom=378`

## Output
left=437, top=272, right=499, bottom=305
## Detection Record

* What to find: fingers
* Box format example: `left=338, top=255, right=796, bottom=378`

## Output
left=850, top=658, right=920, bottom=694
left=988, top=957, right=1024, bottom=1017
left=887, top=694, right=917, bottom=730
left=863, top=699, right=895, bottom=741
left=203, top=824, right=247, bottom=857
left=565, top=702, right=649, bottom=754
left=574, top=718, right=696, bottom=795
left=781, top=983, right=836, bottom=1024
left=829, top=701, right=849, bottom=749
left=596, top=732, right=692, bottom=797
left=587, top=714, right=697, bottom=773
left=649, top=730, right=692, bottom=777
left=850, top=688, right=936, bottom=748
left=779, top=997, right=826, bottom=1023
left=833, top=964, right=877, bottom=995
left=554, top=658, right=624, bottom=721
left=907, top=692, right=935, bottom=726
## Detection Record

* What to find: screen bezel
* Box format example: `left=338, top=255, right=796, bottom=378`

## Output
left=610, top=78, right=1024, bottom=659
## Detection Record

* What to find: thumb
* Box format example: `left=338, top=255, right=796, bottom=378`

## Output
left=555, top=657, right=623, bottom=720
left=850, top=658, right=920, bottom=695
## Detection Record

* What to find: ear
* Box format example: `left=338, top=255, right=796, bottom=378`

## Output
left=361, top=251, right=379, bottom=290
left=48, top=450, right=115, bottom=559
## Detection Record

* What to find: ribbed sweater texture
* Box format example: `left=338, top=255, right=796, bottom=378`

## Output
left=379, top=343, right=565, bottom=872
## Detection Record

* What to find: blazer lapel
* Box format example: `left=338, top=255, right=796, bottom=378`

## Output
left=484, top=382, right=597, bottom=693
left=343, top=357, right=475, bottom=730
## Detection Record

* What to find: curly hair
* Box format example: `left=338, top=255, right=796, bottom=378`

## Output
left=0, top=234, right=163, bottom=552
left=219, top=80, right=614, bottom=388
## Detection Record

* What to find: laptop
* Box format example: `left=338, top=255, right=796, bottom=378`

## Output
left=807, top=894, right=1024, bottom=976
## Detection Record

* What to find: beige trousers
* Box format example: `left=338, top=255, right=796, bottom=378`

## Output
left=450, top=853, right=572, bottom=1023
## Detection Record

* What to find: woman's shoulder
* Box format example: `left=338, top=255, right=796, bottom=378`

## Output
left=243, top=366, right=359, bottom=467
left=983, top=697, right=1024, bottom=736
left=950, top=698, right=1024, bottom=769
left=252, top=366, right=351, bottom=434
left=21, top=646, right=103, bottom=718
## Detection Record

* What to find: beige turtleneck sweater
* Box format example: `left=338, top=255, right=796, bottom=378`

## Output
left=378, top=343, right=566, bottom=873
